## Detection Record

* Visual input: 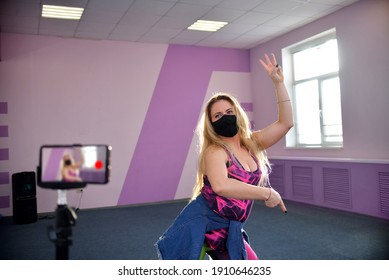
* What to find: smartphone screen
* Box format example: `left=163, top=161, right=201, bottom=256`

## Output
left=39, top=145, right=110, bottom=185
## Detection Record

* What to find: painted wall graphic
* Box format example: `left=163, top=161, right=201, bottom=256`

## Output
left=0, top=102, right=10, bottom=209
left=0, top=34, right=250, bottom=215
left=175, top=71, right=253, bottom=200
left=118, top=45, right=250, bottom=205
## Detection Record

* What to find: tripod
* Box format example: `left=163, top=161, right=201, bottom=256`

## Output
left=48, top=189, right=80, bottom=260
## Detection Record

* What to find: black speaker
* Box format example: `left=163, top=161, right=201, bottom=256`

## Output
left=12, top=171, right=38, bottom=224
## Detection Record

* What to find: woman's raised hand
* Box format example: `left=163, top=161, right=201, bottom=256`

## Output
left=259, top=53, right=284, bottom=84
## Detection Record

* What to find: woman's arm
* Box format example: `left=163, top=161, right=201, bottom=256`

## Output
left=204, top=146, right=286, bottom=211
left=74, top=148, right=85, bottom=169
left=253, top=53, right=294, bottom=149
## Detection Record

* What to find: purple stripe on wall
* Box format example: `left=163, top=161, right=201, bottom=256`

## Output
left=0, top=102, right=7, bottom=114
left=0, top=125, right=8, bottom=137
left=0, top=196, right=10, bottom=209
left=43, top=148, right=66, bottom=181
left=118, top=45, right=250, bottom=205
left=241, top=102, right=253, bottom=112
left=0, top=148, right=9, bottom=160
left=0, top=172, right=9, bottom=184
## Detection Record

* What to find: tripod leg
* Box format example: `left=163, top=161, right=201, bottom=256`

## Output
left=54, top=205, right=75, bottom=260
left=56, top=235, right=69, bottom=260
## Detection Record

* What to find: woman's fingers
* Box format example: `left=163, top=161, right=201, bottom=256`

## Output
left=278, top=199, right=287, bottom=213
left=270, top=53, right=277, bottom=65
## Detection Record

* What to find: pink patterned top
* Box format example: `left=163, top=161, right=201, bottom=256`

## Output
left=201, top=147, right=261, bottom=252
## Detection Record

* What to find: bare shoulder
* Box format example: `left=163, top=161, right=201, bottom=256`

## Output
left=204, top=145, right=228, bottom=161
left=203, top=145, right=229, bottom=176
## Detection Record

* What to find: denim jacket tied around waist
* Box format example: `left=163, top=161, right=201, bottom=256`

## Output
left=155, top=194, right=249, bottom=260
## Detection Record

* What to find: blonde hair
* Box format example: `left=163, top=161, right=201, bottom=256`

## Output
left=191, top=92, right=271, bottom=200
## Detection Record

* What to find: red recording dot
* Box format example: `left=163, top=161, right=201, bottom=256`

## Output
left=95, top=160, right=104, bottom=170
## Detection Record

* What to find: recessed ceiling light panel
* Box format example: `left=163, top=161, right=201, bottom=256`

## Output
left=187, top=20, right=228, bottom=32
left=42, top=5, right=84, bottom=20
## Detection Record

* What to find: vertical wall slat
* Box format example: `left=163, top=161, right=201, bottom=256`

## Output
left=292, top=166, right=313, bottom=201
left=270, top=163, right=285, bottom=196
left=323, top=167, right=351, bottom=209
left=379, top=172, right=389, bottom=215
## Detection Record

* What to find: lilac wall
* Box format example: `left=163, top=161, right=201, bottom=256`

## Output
left=118, top=45, right=249, bottom=205
left=0, top=34, right=171, bottom=215
left=175, top=71, right=254, bottom=200
left=1, top=0, right=387, bottom=220
left=0, top=33, right=250, bottom=216
left=250, top=0, right=389, bottom=160
left=0, top=102, right=10, bottom=209
left=250, top=0, right=389, bottom=219
left=269, top=158, right=389, bottom=220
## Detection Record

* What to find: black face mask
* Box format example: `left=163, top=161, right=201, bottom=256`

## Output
left=212, top=114, right=238, bottom=138
left=64, top=159, right=72, bottom=166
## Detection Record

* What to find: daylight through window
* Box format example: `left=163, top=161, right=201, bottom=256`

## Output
left=284, top=30, right=343, bottom=148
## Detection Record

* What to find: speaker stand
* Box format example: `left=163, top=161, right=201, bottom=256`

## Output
left=48, top=190, right=77, bottom=260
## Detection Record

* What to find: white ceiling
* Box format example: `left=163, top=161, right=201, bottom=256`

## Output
left=0, top=0, right=359, bottom=49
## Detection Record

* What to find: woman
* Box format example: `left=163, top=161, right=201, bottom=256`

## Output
left=60, top=151, right=84, bottom=182
left=156, top=53, right=293, bottom=260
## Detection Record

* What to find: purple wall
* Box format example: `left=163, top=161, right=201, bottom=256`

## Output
left=0, top=102, right=10, bottom=209
left=0, top=33, right=250, bottom=215
left=250, top=0, right=389, bottom=160
left=250, top=0, right=389, bottom=219
left=118, top=45, right=249, bottom=205
left=270, top=158, right=389, bottom=220
left=0, top=0, right=387, bottom=220
left=42, top=148, right=66, bottom=181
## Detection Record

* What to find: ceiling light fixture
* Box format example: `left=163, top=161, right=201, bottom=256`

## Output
left=42, top=5, right=84, bottom=20
left=187, top=20, right=228, bottom=32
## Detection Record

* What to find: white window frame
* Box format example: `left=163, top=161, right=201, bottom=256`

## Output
left=283, top=28, right=344, bottom=149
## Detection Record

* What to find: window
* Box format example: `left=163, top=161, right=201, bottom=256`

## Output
left=82, top=146, right=98, bottom=168
left=284, top=29, right=343, bottom=148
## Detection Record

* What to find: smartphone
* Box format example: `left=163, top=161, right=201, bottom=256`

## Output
left=38, top=144, right=111, bottom=189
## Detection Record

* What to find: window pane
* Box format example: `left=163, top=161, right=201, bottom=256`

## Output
left=321, top=77, right=343, bottom=144
left=295, top=80, right=321, bottom=145
left=293, top=39, right=339, bottom=81
left=82, top=147, right=98, bottom=168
